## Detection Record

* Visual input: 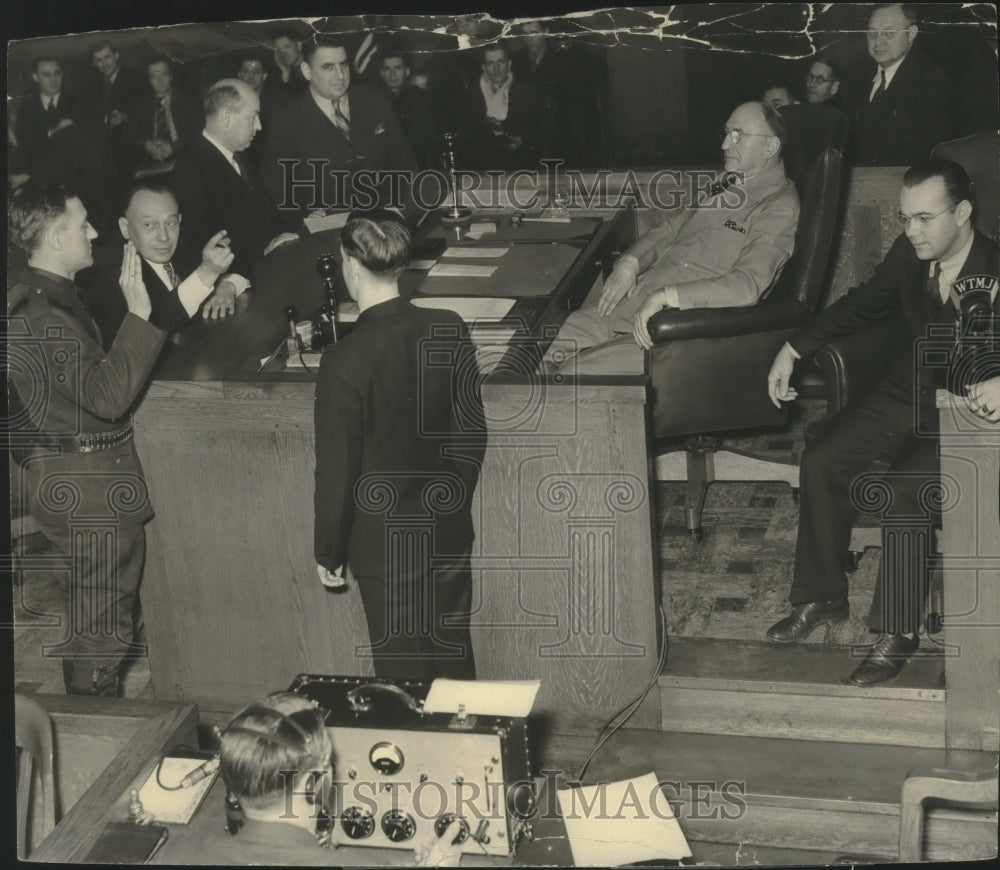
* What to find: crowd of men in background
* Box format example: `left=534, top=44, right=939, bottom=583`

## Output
left=8, top=6, right=978, bottom=237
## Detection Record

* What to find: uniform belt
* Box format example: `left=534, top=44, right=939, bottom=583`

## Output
left=57, top=422, right=134, bottom=453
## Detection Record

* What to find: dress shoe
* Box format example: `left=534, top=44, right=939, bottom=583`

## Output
left=848, top=633, right=919, bottom=686
left=766, top=599, right=850, bottom=643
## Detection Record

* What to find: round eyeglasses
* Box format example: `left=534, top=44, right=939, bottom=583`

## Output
left=806, top=74, right=834, bottom=85
left=719, top=128, right=774, bottom=145
left=896, top=205, right=957, bottom=229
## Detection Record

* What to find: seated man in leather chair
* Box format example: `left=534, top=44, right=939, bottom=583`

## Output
left=766, top=158, right=999, bottom=686
left=542, top=101, right=800, bottom=375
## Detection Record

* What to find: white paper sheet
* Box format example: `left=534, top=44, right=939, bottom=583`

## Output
left=427, top=263, right=498, bottom=278
left=442, top=246, right=509, bottom=258
left=137, top=757, right=219, bottom=825
left=411, top=297, right=514, bottom=323
left=423, top=678, right=540, bottom=717
left=556, top=772, right=692, bottom=867
left=303, top=212, right=350, bottom=233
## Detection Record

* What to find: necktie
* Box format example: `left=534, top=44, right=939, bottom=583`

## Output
left=926, top=261, right=941, bottom=304
left=871, top=69, right=887, bottom=102
left=45, top=97, right=56, bottom=114
left=332, top=99, right=350, bottom=140
left=154, top=96, right=178, bottom=143
left=164, top=262, right=179, bottom=290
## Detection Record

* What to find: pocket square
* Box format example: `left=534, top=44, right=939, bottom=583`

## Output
left=374, top=122, right=386, bottom=135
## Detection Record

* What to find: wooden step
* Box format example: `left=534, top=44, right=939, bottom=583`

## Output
left=535, top=729, right=997, bottom=863
left=658, top=637, right=946, bottom=748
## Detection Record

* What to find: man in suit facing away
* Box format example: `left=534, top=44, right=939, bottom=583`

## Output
left=170, top=78, right=299, bottom=297
left=766, top=159, right=999, bottom=685
left=83, top=181, right=238, bottom=348
left=260, top=34, right=418, bottom=221
left=314, top=211, right=486, bottom=680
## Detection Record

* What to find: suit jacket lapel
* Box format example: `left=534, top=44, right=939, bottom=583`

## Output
left=305, top=95, right=353, bottom=163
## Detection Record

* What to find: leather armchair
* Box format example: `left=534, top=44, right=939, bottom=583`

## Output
left=649, top=104, right=848, bottom=537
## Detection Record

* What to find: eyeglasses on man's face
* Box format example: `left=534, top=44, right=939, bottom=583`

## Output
left=719, top=127, right=774, bottom=145
left=806, top=74, right=834, bottom=85
left=896, top=204, right=957, bottom=229
left=867, top=28, right=907, bottom=42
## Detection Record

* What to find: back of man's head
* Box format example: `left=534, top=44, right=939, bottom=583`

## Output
left=8, top=184, right=73, bottom=255
left=220, top=692, right=330, bottom=810
left=757, top=101, right=788, bottom=151
left=340, top=210, right=411, bottom=278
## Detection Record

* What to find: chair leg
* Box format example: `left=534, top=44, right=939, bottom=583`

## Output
left=684, top=451, right=709, bottom=541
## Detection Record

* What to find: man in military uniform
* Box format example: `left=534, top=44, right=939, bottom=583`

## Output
left=8, top=185, right=166, bottom=695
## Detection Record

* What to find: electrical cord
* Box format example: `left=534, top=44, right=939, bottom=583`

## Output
left=574, top=603, right=669, bottom=783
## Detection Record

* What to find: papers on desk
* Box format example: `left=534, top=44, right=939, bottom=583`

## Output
left=137, top=756, right=219, bottom=824
left=442, top=246, right=508, bottom=258
left=427, top=262, right=498, bottom=278
left=424, top=678, right=540, bottom=717
left=557, top=772, right=692, bottom=867
left=412, top=296, right=515, bottom=323
left=303, top=212, right=350, bottom=233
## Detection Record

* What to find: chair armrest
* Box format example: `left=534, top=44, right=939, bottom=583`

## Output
left=811, top=312, right=911, bottom=415
left=649, top=297, right=808, bottom=342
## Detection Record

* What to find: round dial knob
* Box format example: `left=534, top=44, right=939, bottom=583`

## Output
left=340, top=806, right=376, bottom=840
left=381, top=809, right=417, bottom=842
left=434, top=813, right=470, bottom=845
left=369, top=741, right=405, bottom=775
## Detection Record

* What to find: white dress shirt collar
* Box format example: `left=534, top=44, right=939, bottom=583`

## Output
left=311, top=90, right=349, bottom=122
left=935, top=230, right=976, bottom=303
left=202, top=130, right=240, bottom=173
left=871, top=54, right=906, bottom=98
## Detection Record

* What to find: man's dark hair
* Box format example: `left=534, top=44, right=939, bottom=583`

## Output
left=90, top=40, right=116, bottom=58
left=482, top=42, right=511, bottom=62
left=270, top=25, right=306, bottom=44
left=8, top=184, right=75, bottom=255
left=302, top=34, right=348, bottom=65
left=756, top=101, right=788, bottom=149
left=340, top=209, right=411, bottom=277
left=203, top=79, right=243, bottom=118
left=903, top=159, right=976, bottom=211
left=121, top=179, right=179, bottom=216
left=872, top=3, right=918, bottom=25
left=379, top=43, right=409, bottom=67
left=811, top=55, right=841, bottom=80
left=147, top=55, right=173, bottom=74
left=33, top=56, right=61, bottom=73
left=764, top=83, right=800, bottom=102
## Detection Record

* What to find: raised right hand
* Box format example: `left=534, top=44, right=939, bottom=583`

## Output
left=596, top=261, right=638, bottom=317
left=119, top=241, right=152, bottom=320
left=201, top=230, right=235, bottom=278
left=767, top=343, right=798, bottom=409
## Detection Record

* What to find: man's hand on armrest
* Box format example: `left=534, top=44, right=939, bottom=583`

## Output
left=596, top=256, right=639, bottom=317
left=633, top=287, right=676, bottom=350
left=767, top=342, right=800, bottom=408
left=967, top=376, right=1000, bottom=424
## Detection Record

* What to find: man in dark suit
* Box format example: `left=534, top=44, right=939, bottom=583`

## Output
left=89, top=41, right=146, bottom=232
left=9, top=57, right=104, bottom=213
left=269, top=26, right=308, bottom=96
left=314, top=211, right=486, bottom=680
left=236, top=52, right=290, bottom=164
left=126, top=57, right=202, bottom=172
left=8, top=185, right=166, bottom=695
left=459, top=42, right=551, bottom=171
left=766, top=159, right=999, bottom=685
left=83, top=181, right=237, bottom=348
left=259, top=35, right=418, bottom=219
left=170, top=78, right=298, bottom=287
left=841, top=3, right=952, bottom=166
left=379, top=46, right=441, bottom=170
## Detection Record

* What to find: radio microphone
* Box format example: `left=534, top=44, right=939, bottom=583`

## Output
left=179, top=757, right=220, bottom=789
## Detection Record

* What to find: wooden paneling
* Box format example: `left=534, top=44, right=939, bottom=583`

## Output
left=939, top=407, right=1000, bottom=751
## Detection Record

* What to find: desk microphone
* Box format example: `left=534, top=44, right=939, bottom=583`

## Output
left=179, top=757, right=220, bottom=789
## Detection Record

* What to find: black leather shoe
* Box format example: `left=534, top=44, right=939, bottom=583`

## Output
left=848, top=633, right=919, bottom=686
left=766, top=600, right=850, bottom=643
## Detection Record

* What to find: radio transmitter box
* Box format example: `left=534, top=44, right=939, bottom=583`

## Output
left=288, top=674, right=534, bottom=856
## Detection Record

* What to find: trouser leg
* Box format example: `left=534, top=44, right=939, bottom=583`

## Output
left=42, top=522, right=145, bottom=695
left=791, top=387, right=917, bottom=605
left=867, top=433, right=941, bottom=634
left=354, top=547, right=476, bottom=681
